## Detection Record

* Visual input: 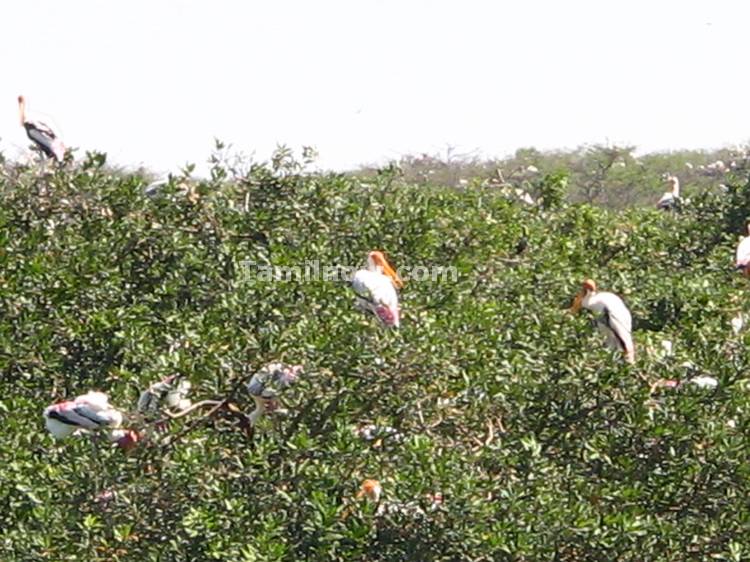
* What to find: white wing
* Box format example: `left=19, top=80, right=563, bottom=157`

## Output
left=597, top=292, right=634, bottom=360
left=352, top=269, right=400, bottom=327
left=599, top=292, right=632, bottom=334
left=736, top=236, right=750, bottom=267
left=75, top=391, right=111, bottom=411
left=352, top=270, right=398, bottom=307
left=72, top=405, right=122, bottom=428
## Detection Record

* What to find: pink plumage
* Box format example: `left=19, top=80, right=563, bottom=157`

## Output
left=43, top=391, right=123, bottom=439
left=374, top=305, right=399, bottom=327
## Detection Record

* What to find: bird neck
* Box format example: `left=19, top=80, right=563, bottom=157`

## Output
left=249, top=396, right=267, bottom=425
left=582, top=290, right=598, bottom=310
left=18, top=100, right=26, bottom=126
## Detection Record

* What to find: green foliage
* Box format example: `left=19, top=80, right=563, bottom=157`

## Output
left=1, top=148, right=750, bottom=560
left=359, top=144, right=748, bottom=210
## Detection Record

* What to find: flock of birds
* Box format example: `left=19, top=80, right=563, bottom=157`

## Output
left=16, top=94, right=747, bottom=510
left=42, top=251, right=401, bottom=444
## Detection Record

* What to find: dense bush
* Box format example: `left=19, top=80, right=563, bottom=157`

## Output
left=358, top=144, right=749, bottom=210
left=2, top=148, right=750, bottom=561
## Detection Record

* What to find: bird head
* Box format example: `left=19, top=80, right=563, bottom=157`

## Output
left=356, top=479, right=382, bottom=502
left=666, top=175, right=680, bottom=194
left=111, top=429, right=140, bottom=451
left=570, top=279, right=597, bottom=313
left=367, top=251, right=403, bottom=289
left=17, top=95, right=26, bottom=125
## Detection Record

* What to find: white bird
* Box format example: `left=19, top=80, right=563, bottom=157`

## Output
left=351, top=251, right=403, bottom=328
left=736, top=224, right=750, bottom=276
left=731, top=312, right=745, bottom=334
left=356, top=479, right=443, bottom=518
left=18, top=95, right=66, bottom=162
left=144, top=179, right=169, bottom=198
left=687, top=375, right=718, bottom=389
left=656, top=175, right=680, bottom=210
left=246, top=363, right=303, bottom=425
left=570, top=279, right=635, bottom=363
left=43, top=391, right=124, bottom=439
left=357, top=479, right=383, bottom=503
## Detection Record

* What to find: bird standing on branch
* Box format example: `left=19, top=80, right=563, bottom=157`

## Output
left=351, top=251, right=403, bottom=328
left=657, top=175, right=680, bottom=211
left=18, top=95, right=66, bottom=162
left=570, top=279, right=635, bottom=363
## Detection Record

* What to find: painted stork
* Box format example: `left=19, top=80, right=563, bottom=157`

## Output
left=351, top=251, right=403, bottom=328
left=43, top=391, right=124, bottom=439
left=355, top=479, right=443, bottom=518
left=570, top=279, right=635, bottom=363
left=656, top=175, right=680, bottom=210
left=357, top=479, right=383, bottom=503
left=18, top=95, right=66, bottom=162
left=736, top=224, right=750, bottom=276
left=246, top=363, right=303, bottom=425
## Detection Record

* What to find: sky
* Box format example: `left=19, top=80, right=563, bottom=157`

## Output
left=2, top=0, right=748, bottom=175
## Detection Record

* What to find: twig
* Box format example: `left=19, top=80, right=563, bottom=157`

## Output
left=160, top=364, right=257, bottom=452
left=162, top=400, right=223, bottom=420
left=484, top=419, right=494, bottom=447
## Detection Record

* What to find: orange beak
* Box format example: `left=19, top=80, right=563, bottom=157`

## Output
left=382, top=261, right=403, bottom=289
left=570, top=291, right=584, bottom=314
left=370, top=251, right=403, bottom=289
left=357, top=479, right=382, bottom=501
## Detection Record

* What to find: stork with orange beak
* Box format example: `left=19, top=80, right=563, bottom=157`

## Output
left=570, top=279, right=635, bottom=364
left=735, top=224, right=750, bottom=276
left=357, top=479, right=383, bottom=503
left=18, top=95, right=66, bottom=162
left=656, top=175, right=680, bottom=211
left=351, top=251, right=403, bottom=328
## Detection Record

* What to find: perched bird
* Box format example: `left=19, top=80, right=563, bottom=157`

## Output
left=357, top=479, right=383, bottom=503
left=351, top=251, right=403, bottom=328
left=246, top=363, right=303, bottom=425
left=137, top=374, right=192, bottom=417
left=650, top=375, right=719, bottom=392
left=570, top=279, right=635, bottom=363
left=656, top=175, right=680, bottom=211
left=144, top=179, right=169, bottom=198
left=731, top=312, right=745, bottom=334
left=688, top=375, right=718, bottom=389
left=17, top=95, right=66, bottom=162
left=43, top=391, right=124, bottom=439
left=355, top=479, right=443, bottom=518
left=735, top=224, right=750, bottom=276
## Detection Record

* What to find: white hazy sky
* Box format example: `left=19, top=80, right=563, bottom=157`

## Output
left=2, top=0, right=748, bottom=174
